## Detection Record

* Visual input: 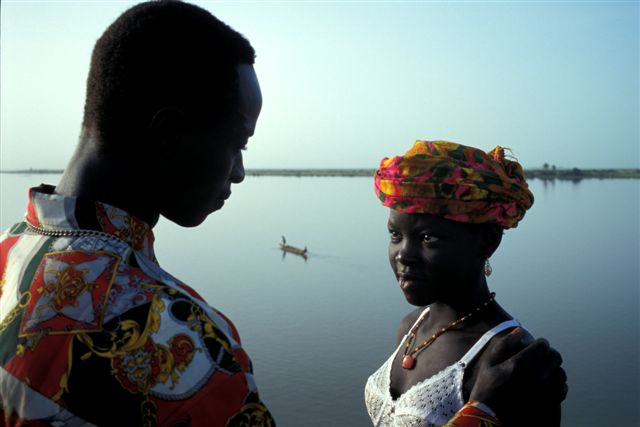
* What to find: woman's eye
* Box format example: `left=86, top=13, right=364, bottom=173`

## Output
left=422, top=234, right=438, bottom=244
left=389, top=230, right=401, bottom=242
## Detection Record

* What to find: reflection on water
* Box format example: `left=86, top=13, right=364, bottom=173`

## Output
left=1, top=174, right=639, bottom=427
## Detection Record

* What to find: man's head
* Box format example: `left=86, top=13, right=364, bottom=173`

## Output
left=82, top=0, right=255, bottom=147
left=79, top=1, right=262, bottom=227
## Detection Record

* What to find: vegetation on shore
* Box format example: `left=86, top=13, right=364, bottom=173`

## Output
left=524, top=168, right=639, bottom=180
left=1, top=168, right=639, bottom=180
left=247, top=168, right=640, bottom=180
left=1, top=169, right=65, bottom=174
left=246, top=168, right=374, bottom=177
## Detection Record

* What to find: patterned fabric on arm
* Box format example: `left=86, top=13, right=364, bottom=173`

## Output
left=0, top=185, right=275, bottom=427
left=442, top=401, right=500, bottom=427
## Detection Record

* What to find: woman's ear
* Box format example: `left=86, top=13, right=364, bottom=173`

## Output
left=482, top=223, right=504, bottom=259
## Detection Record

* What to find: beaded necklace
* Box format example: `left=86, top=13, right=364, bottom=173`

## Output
left=401, top=292, right=496, bottom=370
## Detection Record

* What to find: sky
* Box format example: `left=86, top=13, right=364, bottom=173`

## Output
left=1, top=1, right=638, bottom=170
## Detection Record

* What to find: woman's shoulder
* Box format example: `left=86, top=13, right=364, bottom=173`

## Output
left=462, top=319, right=534, bottom=400
left=396, top=306, right=427, bottom=345
left=466, top=317, right=534, bottom=374
left=491, top=320, right=534, bottom=343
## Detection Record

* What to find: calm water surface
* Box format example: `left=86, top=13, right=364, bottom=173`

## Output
left=1, top=173, right=639, bottom=426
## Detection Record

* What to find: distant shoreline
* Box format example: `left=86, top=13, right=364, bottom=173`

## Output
left=1, top=168, right=639, bottom=180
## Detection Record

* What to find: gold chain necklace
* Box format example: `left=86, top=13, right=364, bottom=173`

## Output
left=26, top=221, right=127, bottom=243
left=401, top=292, right=496, bottom=370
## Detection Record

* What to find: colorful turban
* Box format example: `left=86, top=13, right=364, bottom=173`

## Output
left=374, top=140, right=534, bottom=229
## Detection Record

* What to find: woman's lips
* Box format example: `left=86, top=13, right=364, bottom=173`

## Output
left=398, top=275, right=426, bottom=290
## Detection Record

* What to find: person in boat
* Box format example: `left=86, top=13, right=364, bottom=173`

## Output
left=280, top=236, right=308, bottom=258
left=365, top=140, right=566, bottom=426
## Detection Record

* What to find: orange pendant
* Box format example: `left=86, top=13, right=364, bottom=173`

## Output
left=402, top=355, right=415, bottom=369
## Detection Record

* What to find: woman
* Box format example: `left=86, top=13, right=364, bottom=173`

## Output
left=365, top=140, right=550, bottom=427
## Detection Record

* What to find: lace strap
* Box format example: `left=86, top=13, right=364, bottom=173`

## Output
left=404, top=306, right=430, bottom=336
left=392, top=307, right=432, bottom=359
left=459, top=319, right=521, bottom=366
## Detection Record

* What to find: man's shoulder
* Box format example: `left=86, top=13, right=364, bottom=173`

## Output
left=0, top=243, right=256, bottom=425
left=0, top=229, right=240, bottom=353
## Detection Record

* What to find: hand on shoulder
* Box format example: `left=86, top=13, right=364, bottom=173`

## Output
left=470, top=328, right=567, bottom=427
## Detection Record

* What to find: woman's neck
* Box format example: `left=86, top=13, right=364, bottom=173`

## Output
left=429, top=281, right=493, bottom=323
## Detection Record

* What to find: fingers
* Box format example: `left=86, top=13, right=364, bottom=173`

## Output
left=510, top=337, right=552, bottom=370
left=559, top=369, right=569, bottom=401
left=509, top=327, right=535, bottom=349
left=549, top=366, right=569, bottom=402
left=483, top=327, right=531, bottom=367
left=512, top=339, right=568, bottom=403
left=551, top=347, right=563, bottom=366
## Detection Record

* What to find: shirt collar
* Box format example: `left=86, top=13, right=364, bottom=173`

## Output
left=25, top=184, right=156, bottom=260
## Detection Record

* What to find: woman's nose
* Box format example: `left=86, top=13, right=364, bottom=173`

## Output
left=230, top=152, right=245, bottom=184
left=395, top=240, right=418, bottom=264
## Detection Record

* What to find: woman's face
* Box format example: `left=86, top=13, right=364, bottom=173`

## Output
left=387, top=210, right=487, bottom=306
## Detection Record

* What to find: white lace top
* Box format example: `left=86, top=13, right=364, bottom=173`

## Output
left=364, top=308, right=521, bottom=427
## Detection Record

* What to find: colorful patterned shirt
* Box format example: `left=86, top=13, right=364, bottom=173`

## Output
left=0, top=185, right=275, bottom=427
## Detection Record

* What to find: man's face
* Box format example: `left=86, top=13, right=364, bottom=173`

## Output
left=159, top=64, right=262, bottom=227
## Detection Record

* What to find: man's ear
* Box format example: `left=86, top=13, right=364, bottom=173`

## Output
left=148, top=107, right=185, bottom=150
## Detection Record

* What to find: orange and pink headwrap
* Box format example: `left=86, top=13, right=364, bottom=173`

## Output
left=374, top=140, right=534, bottom=229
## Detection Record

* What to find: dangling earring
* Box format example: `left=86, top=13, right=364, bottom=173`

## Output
left=484, top=258, right=493, bottom=277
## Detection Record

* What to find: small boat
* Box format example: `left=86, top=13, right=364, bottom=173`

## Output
left=280, top=236, right=308, bottom=259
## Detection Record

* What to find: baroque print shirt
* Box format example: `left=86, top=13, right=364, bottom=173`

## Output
left=0, top=185, right=275, bottom=427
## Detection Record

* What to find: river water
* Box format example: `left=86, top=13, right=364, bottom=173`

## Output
left=1, top=173, right=638, bottom=426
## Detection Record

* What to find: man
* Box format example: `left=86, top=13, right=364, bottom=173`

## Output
left=0, top=1, right=565, bottom=426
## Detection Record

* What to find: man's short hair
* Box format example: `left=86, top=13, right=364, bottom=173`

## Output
left=82, top=0, right=255, bottom=149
